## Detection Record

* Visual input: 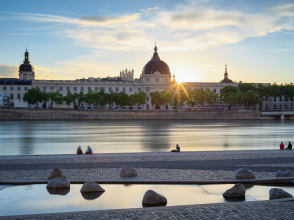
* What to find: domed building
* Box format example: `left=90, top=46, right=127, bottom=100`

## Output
left=19, top=49, right=35, bottom=80
left=220, top=65, right=233, bottom=83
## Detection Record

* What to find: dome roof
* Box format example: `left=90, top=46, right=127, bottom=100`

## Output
left=142, top=46, right=171, bottom=75
left=19, top=63, right=34, bottom=71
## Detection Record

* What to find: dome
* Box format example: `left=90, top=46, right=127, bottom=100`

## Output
left=142, top=46, right=171, bottom=75
left=19, top=63, right=34, bottom=71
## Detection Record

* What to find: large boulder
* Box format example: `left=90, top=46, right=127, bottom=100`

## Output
left=223, top=183, right=246, bottom=198
left=80, top=181, right=105, bottom=192
left=276, top=170, right=294, bottom=178
left=47, top=167, right=62, bottom=180
left=47, top=176, right=70, bottom=189
left=120, top=166, right=138, bottom=177
left=235, top=168, right=255, bottom=179
left=142, top=190, right=167, bottom=206
left=269, top=188, right=293, bottom=200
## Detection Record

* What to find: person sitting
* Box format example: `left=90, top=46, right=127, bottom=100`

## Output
left=280, top=142, right=284, bottom=150
left=176, top=144, right=180, bottom=152
left=77, top=146, right=83, bottom=154
left=286, top=142, right=292, bottom=150
left=170, top=149, right=177, bottom=152
left=85, top=146, right=93, bottom=154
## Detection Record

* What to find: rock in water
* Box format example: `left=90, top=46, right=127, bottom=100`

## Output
left=223, top=183, right=246, bottom=198
left=235, top=168, right=255, bottom=179
left=269, top=188, right=293, bottom=200
left=276, top=170, right=294, bottom=178
left=80, top=181, right=105, bottom=192
left=47, top=167, right=62, bottom=180
left=142, top=190, right=167, bottom=206
left=47, top=176, right=70, bottom=189
left=120, top=166, right=138, bottom=177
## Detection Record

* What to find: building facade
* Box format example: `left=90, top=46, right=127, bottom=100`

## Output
left=0, top=46, right=290, bottom=110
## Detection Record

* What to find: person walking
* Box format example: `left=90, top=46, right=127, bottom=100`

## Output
left=280, top=142, right=284, bottom=150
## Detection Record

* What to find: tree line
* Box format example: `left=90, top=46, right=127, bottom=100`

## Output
left=23, top=87, right=147, bottom=108
left=221, top=83, right=294, bottom=110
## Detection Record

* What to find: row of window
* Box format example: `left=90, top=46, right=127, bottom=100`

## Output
left=8, top=94, right=21, bottom=100
left=2, top=87, right=28, bottom=91
left=146, top=78, right=169, bottom=82
left=37, top=86, right=141, bottom=93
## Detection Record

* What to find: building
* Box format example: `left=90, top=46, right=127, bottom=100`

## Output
left=0, top=46, right=289, bottom=110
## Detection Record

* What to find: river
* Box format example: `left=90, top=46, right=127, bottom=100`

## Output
left=0, top=120, right=293, bottom=155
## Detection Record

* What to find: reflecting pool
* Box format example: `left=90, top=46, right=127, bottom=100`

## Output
left=0, top=120, right=293, bottom=155
left=0, top=184, right=293, bottom=216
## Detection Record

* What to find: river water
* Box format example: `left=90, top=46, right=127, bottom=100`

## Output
left=0, top=120, right=293, bottom=155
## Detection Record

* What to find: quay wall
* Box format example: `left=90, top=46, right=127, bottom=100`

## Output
left=0, top=108, right=265, bottom=120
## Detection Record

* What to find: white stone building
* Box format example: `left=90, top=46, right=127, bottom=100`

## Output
left=0, top=46, right=291, bottom=110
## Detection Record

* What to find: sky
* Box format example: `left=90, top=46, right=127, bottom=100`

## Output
left=0, top=0, right=294, bottom=83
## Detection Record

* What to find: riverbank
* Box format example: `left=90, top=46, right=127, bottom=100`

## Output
left=0, top=108, right=262, bottom=120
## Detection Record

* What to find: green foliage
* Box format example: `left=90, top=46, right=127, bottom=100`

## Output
left=23, top=87, right=43, bottom=107
left=50, top=90, right=63, bottom=108
left=64, top=91, right=73, bottom=108
left=238, top=83, right=256, bottom=93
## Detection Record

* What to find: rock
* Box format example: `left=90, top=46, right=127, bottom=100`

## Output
left=81, top=192, right=104, bottom=200
left=235, top=168, right=255, bottom=179
left=80, top=181, right=105, bottom=192
left=47, top=176, right=70, bottom=189
left=223, top=183, right=246, bottom=198
left=269, top=188, right=293, bottom=200
left=142, top=190, right=167, bottom=206
left=276, top=170, right=294, bottom=178
left=47, top=167, right=62, bottom=180
left=47, top=188, right=70, bottom=195
left=290, top=180, right=294, bottom=186
left=120, top=166, right=138, bottom=177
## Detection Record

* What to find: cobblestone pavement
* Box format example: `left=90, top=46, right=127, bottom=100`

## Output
left=0, top=168, right=276, bottom=181
left=2, top=200, right=294, bottom=220
left=1, top=151, right=294, bottom=164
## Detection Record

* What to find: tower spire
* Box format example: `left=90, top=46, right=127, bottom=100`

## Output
left=152, top=43, right=159, bottom=59
left=224, top=64, right=228, bottom=79
left=24, top=48, right=30, bottom=64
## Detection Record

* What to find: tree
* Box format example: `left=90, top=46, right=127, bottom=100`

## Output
left=84, top=90, right=95, bottom=109
left=220, top=85, right=238, bottom=99
left=137, top=90, right=147, bottom=106
left=150, top=91, right=161, bottom=107
left=243, top=90, right=262, bottom=110
left=77, top=91, right=84, bottom=107
left=50, top=90, right=63, bottom=108
left=64, top=91, right=73, bottom=108
left=222, top=92, right=237, bottom=110
left=72, top=92, right=79, bottom=106
left=238, top=83, right=256, bottom=93
left=116, top=91, right=129, bottom=108
left=207, top=90, right=219, bottom=106
left=23, top=87, right=43, bottom=108
left=41, top=90, right=50, bottom=108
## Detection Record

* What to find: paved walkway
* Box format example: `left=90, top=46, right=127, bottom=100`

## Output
left=2, top=199, right=294, bottom=220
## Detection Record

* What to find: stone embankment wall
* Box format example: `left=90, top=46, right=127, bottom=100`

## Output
left=0, top=108, right=263, bottom=120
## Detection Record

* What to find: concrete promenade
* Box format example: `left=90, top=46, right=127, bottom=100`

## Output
left=1, top=150, right=294, bottom=219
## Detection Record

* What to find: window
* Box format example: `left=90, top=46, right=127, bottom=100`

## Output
left=100, top=87, right=105, bottom=91
left=17, top=94, right=21, bottom=99
left=50, top=87, right=54, bottom=90
left=24, top=87, right=27, bottom=91
left=67, top=87, right=70, bottom=91
left=156, top=78, right=159, bottom=82
left=3, top=87, right=6, bottom=91
left=43, top=87, right=46, bottom=90
left=214, top=89, right=216, bottom=92
left=116, top=87, right=119, bottom=92
left=129, top=87, right=132, bottom=92
left=138, top=88, right=141, bottom=91
left=147, top=78, right=149, bottom=82
left=74, top=87, right=77, bottom=92
left=123, top=87, right=126, bottom=92
left=10, top=94, right=13, bottom=100
left=88, top=87, right=91, bottom=91
left=95, top=87, right=98, bottom=91
left=109, top=87, right=112, bottom=92
left=17, top=87, right=21, bottom=91
left=10, top=87, right=13, bottom=91
left=59, top=87, right=63, bottom=91
left=81, top=87, right=84, bottom=91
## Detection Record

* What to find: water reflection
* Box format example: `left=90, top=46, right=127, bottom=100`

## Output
left=0, top=120, right=294, bottom=155
left=1, top=184, right=294, bottom=216
left=47, top=188, right=70, bottom=196
left=81, top=191, right=104, bottom=200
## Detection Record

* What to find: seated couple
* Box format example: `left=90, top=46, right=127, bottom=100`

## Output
left=77, top=146, right=93, bottom=154
left=171, top=144, right=180, bottom=152
left=280, top=142, right=292, bottom=150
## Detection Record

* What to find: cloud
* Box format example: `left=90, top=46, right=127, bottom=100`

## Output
left=0, top=64, right=18, bottom=78
left=76, top=14, right=140, bottom=25
left=270, top=3, right=294, bottom=16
